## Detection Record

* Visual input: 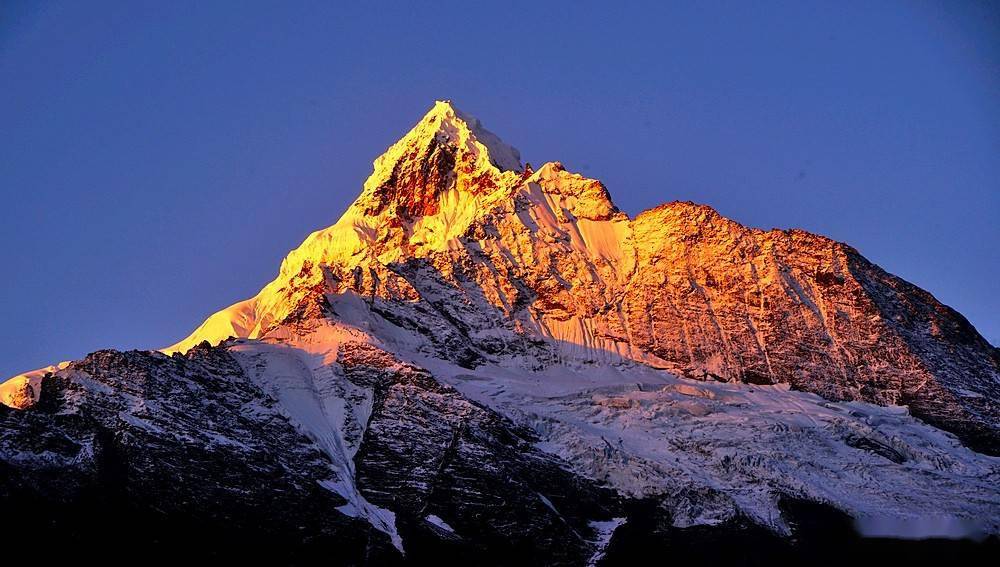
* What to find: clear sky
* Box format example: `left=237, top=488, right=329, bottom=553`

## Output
left=1, top=1, right=998, bottom=378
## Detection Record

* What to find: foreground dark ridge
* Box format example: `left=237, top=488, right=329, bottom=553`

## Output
left=2, top=345, right=997, bottom=564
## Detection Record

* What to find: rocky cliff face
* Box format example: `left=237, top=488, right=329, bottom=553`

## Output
left=0, top=341, right=621, bottom=564
left=622, top=202, right=1000, bottom=454
left=3, top=101, right=999, bottom=562
left=163, top=100, right=999, bottom=454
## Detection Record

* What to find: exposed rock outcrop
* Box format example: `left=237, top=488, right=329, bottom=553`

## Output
left=162, top=101, right=999, bottom=453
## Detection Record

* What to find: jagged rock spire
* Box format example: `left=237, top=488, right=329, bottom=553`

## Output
left=357, top=101, right=523, bottom=219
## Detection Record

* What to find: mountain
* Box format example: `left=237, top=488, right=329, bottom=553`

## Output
left=165, top=99, right=1000, bottom=454
left=2, top=101, right=998, bottom=564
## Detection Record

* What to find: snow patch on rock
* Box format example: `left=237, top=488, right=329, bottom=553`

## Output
left=587, top=517, right=626, bottom=566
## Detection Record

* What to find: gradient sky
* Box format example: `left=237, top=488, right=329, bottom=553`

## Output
left=1, top=1, right=998, bottom=378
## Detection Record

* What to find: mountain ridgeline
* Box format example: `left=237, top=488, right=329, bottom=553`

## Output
left=165, top=100, right=1000, bottom=454
left=2, top=101, right=998, bottom=564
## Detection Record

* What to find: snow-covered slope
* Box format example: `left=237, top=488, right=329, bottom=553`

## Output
left=3, top=101, right=999, bottom=562
left=419, top=355, right=999, bottom=537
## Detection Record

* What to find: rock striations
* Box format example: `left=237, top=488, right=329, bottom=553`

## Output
left=3, top=101, right=998, bottom=564
left=166, top=100, right=1000, bottom=455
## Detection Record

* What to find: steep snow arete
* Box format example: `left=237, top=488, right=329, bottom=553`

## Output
left=2, top=101, right=998, bottom=562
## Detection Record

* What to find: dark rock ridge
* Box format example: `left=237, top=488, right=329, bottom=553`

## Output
left=0, top=343, right=620, bottom=565
left=4, top=344, right=994, bottom=564
left=0, top=346, right=388, bottom=562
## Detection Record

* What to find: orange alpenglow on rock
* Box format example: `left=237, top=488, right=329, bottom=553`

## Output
left=156, top=101, right=998, bottom=456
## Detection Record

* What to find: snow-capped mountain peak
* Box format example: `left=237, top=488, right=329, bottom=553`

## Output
left=164, top=101, right=626, bottom=353
left=4, top=101, right=999, bottom=562
left=362, top=100, right=522, bottom=208
left=161, top=104, right=1000, bottom=460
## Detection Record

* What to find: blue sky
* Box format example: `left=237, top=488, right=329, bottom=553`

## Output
left=1, top=1, right=997, bottom=377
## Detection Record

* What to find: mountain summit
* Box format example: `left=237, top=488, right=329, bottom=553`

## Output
left=361, top=100, right=523, bottom=217
left=164, top=102, right=1000, bottom=455
left=163, top=101, right=624, bottom=354
left=3, top=102, right=999, bottom=563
